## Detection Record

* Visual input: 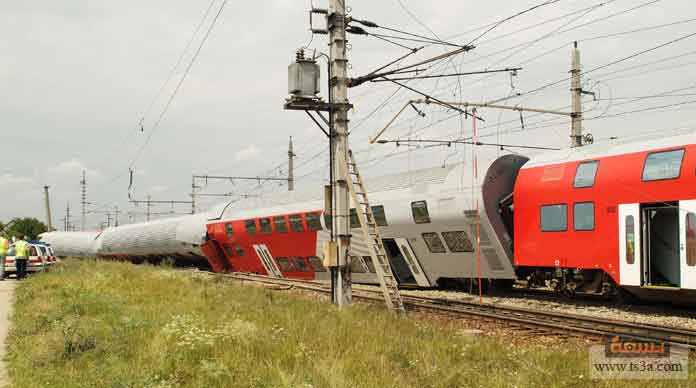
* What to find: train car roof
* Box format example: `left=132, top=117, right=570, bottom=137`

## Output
left=522, top=129, right=696, bottom=169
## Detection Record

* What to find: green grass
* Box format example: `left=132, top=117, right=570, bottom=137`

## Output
left=6, top=259, right=695, bottom=388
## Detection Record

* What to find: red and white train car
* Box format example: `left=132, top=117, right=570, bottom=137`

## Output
left=202, top=163, right=520, bottom=289
left=513, top=133, right=696, bottom=301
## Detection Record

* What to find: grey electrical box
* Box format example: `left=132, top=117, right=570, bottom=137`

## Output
left=288, top=51, right=320, bottom=99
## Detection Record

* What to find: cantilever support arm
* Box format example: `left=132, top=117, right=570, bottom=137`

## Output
left=369, top=98, right=572, bottom=144
left=427, top=101, right=573, bottom=117
left=368, top=99, right=423, bottom=144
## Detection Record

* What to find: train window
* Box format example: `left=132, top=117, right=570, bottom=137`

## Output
left=292, top=257, right=310, bottom=272
left=540, top=204, right=567, bottom=232
left=687, top=213, right=696, bottom=267
left=642, top=149, right=685, bottom=181
left=422, top=232, right=447, bottom=253
left=574, top=161, right=599, bottom=188
left=307, top=256, right=327, bottom=272
left=259, top=218, right=272, bottom=234
left=349, top=256, right=366, bottom=273
left=573, top=202, right=595, bottom=231
left=625, top=216, right=635, bottom=265
left=225, top=223, right=234, bottom=237
left=306, top=212, right=323, bottom=231
left=222, top=243, right=235, bottom=257
left=349, top=209, right=360, bottom=228
left=273, top=216, right=288, bottom=233
left=362, top=256, right=376, bottom=273
left=233, top=243, right=246, bottom=257
left=371, top=205, right=388, bottom=226
left=275, top=257, right=294, bottom=272
left=289, top=214, right=305, bottom=232
left=411, top=201, right=431, bottom=224
left=245, top=220, right=257, bottom=235
left=441, top=231, right=474, bottom=252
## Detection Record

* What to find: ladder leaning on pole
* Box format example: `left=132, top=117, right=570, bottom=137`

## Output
left=341, top=150, right=406, bottom=313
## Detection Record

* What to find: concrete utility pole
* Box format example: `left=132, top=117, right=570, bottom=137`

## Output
left=288, top=136, right=295, bottom=191
left=570, top=41, right=583, bottom=148
left=80, top=170, right=87, bottom=231
left=328, top=0, right=352, bottom=308
left=43, top=185, right=53, bottom=231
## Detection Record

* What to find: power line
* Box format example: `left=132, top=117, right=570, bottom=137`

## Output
left=87, top=0, right=218, bottom=171
left=465, top=0, right=563, bottom=45
left=128, top=0, right=228, bottom=169
left=519, top=30, right=696, bottom=99
left=578, top=17, right=696, bottom=42
left=587, top=98, right=696, bottom=120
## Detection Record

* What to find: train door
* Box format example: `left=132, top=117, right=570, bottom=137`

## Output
left=252, top=244, right=282, bottom=278
left=679, top=200, right=696, bottom=290
left=618, top=204, right=641, bottom=286
left=642, top=203, right=680, bottom=288
left=382, top=238, right=416, bottom=285
left=394, top=238, right=430, bottom=287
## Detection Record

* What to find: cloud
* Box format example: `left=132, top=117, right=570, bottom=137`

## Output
left=0, top=173, right=35, bottom=187
left=147, top=185, right=169, bottom=195
left=234, top=145, right=261, bottom=162
left=46, top=158, right=102, bottom=180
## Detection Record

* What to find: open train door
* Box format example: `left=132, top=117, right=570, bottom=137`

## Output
left=394, top=238, right=431, bottom=287
left=252, top=244, right=282, bottom=278
left=679, top=200, right=696, bottom=290
left=618, top=204, right=641, bottom=286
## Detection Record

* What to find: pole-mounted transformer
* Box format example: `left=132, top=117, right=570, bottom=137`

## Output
left=288, top=49, right=321, bottom=101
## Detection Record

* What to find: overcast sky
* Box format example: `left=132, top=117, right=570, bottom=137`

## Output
left=2, top=0, right=695, bottom=229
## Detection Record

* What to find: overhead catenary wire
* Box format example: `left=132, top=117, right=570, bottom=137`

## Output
left=517, top=30, right=696, bottom=100
left=128, top=0, right=228, bottom=169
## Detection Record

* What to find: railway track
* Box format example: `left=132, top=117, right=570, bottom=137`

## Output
left=202, top=271, right=696, bottom=351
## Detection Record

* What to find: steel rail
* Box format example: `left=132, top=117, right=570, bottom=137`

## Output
left=199, top=271, right=696, bottom=350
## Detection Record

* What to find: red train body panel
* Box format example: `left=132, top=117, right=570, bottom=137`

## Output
left=205, top=210, right=324, bottom=280
left=514, top=139, right=696, bottom=293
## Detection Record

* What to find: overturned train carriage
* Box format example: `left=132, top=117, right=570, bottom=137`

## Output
left=204, top=157, right=525, bottom=288
left=41, top=213, right=210, bottom=268
left=39, top=231, right=101, bottom=257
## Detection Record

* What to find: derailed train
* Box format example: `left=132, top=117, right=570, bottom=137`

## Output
left=42, top=132, right=696, bottom=302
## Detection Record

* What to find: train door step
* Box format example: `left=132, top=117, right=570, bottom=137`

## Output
left=640, top=285, right=681, bottom=291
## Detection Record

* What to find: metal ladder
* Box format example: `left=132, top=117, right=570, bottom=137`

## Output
left=341, top=150, right=405, bottom=313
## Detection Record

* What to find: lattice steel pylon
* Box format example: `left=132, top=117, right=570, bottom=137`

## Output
left=341, top=150, right=405, bottom=313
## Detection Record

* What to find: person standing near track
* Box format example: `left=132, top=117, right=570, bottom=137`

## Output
left=11, top=235, right=29, bottom=280
left=0, top=236, right=8, bottom=280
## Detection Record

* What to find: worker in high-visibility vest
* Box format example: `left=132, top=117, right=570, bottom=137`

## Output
left=0, top=235, right=8, bottom=280
left=11, top=235, right=29, bottom=280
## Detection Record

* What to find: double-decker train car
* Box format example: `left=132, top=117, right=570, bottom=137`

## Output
left=203, top=161, right=521, bottom=288
left=513, top=133, right=696, bottom=302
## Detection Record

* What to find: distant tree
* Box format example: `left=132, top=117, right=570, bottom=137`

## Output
left=3, top=218, right=47, bottom=240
